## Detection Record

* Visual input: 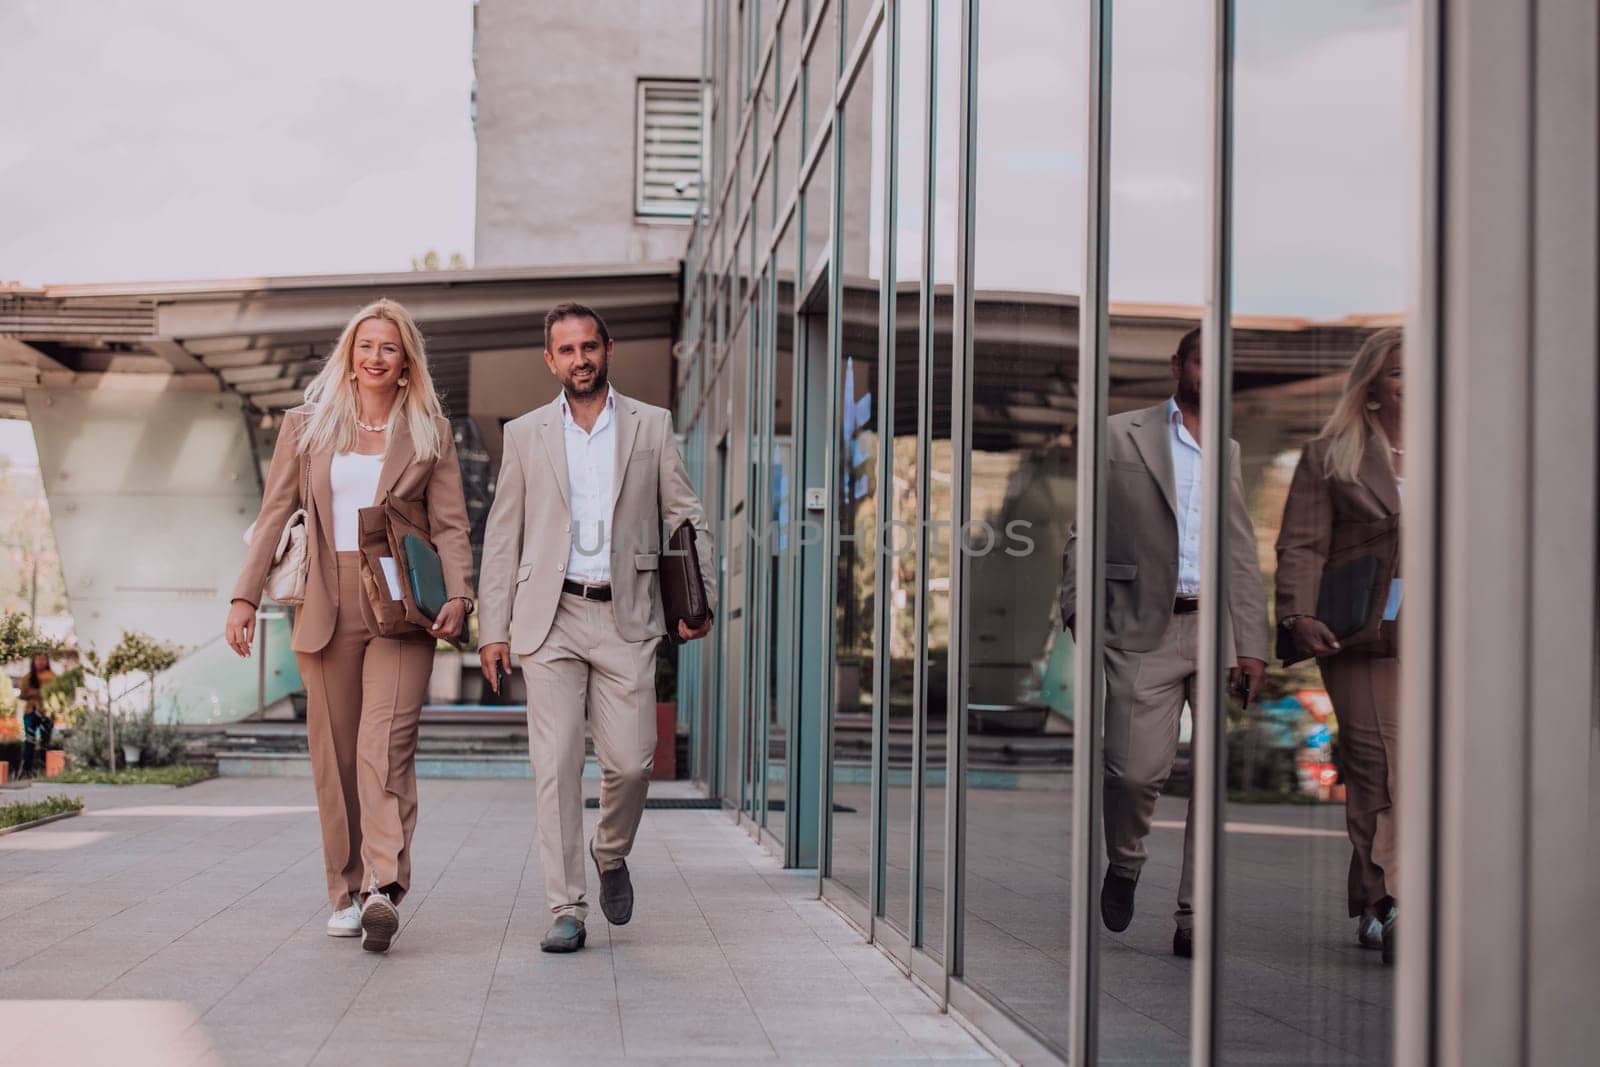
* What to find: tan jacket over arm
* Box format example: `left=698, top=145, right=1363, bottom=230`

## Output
left=232, top=413, right=308, bottom=609
left=658, top=410, right=718, bottom=619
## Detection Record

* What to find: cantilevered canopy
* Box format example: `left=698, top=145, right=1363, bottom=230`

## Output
left=0, top=263, right=683, bottom=420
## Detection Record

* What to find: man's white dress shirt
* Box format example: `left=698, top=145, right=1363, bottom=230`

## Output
left=1167, top=397, right=1202, bottom=598
left=561, top=387, right=616, bottom=584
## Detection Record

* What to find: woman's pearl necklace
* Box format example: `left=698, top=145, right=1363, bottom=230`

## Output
left=357, top=417, right=388, bottom=433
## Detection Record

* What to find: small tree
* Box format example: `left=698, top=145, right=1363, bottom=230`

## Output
left=84, top=631, right=181, bottom=771
left=0, top=613, right=61, bottom=666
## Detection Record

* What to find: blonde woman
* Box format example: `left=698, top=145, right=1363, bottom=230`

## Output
left=1275, top=326, right=1404, bottom=966
left=225, top=299, right=474, bottom=953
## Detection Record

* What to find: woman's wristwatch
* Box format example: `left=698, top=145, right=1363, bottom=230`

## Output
left=1279, top=614, right=1307, bottom=630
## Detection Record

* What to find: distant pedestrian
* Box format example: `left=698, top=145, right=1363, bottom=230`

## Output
left=19, top=652, right=56, bottom=777
left=477, top=302, right=716, bottom=953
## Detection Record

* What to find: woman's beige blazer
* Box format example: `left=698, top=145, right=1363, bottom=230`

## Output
left=232, top=405, right=475, bottom=654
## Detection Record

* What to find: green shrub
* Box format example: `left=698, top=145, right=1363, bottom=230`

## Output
left=0, top=793, right=82, bottom=830
left=64, top=707, right=186, bottom=769
left=53, top=766, right=214, bottom=787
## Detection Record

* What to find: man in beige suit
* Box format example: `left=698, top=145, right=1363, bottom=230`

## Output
left=1060, top=327, right=1269, bottom=959
left=477, top=302, right=716, bottom=953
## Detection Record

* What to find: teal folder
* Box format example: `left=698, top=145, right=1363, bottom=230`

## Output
left=401, top=533, right=450, bottom=620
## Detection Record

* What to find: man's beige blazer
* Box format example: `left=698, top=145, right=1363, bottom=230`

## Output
left=1059, top=402, right=1270, bottom=661
left=232, top=405, right=476, bottom=654
left=477, top=391, right=718, bottom=655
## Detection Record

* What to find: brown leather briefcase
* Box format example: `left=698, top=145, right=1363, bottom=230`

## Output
left=661, top=521, right=710, bottom=642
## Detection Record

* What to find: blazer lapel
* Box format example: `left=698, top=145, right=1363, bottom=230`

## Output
left=1129, top=404, right=1179, bottom=518
left=537, top=403, right=571, bottom=511
left=1358, top=435, right=1402, bottom=515
left=609, top=392, right=640, bottom=515
left=375, top=414, right=415, bottom=502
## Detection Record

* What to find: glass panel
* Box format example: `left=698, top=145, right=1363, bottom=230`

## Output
left=826, top=32, right=884, bottom=908
left=804, top=0, right=839, bottom=150
left=1217, top=3, right=1410, bottom=1062
left=767, top=215, right=799, bottom=844
left=843, top=0, right=876, bottom=62
left=881, top=0, right=928, bottom=944
left=777, top=86, right=801, bottom=210
left=958, top=0, right=1086, bottom=1050
left=1093, top=2, right=1210, bottom=1059
left=919, top=0, right=962, bottom=961
left=780, top=0, right=803, bottom=99
left=803, top=133, right=833, bottom=288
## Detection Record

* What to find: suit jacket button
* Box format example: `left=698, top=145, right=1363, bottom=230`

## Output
left=557, top=564, right=564, bottom=572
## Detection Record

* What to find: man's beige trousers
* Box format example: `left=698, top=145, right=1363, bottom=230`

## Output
left=1103, top=612, right=1208, bottom=931
left=296, top=553, right=433, bottom=910
left=522, top=591, right=661, bottom=922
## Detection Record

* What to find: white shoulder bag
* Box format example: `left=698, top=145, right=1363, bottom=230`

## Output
left=244, top=452, right=311, bottom=606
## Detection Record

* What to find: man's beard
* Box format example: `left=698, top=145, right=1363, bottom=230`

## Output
left=566, top=364, right=608, bottom=397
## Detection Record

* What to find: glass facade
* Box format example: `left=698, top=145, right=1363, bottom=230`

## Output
left=674, top=1, right=1595, bottom=1064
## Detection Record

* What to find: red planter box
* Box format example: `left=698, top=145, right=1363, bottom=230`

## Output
left=652, top=702, right=677, bottom=781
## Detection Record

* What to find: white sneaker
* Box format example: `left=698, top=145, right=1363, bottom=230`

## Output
left=326, top=904, right=362, bottom=938
left=360, top=891, right=399, bottom=953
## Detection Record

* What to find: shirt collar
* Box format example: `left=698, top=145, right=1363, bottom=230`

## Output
left=559, top=386, right=616, bottom=428
left=1166, top=396, right=1181, bottom=423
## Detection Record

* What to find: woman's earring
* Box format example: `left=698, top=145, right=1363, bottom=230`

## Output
left=349, top=372, right=358, bottom=381
left=1366, top=400, right=1381, bottom=411
left=398, top=377, right=409, bottom=388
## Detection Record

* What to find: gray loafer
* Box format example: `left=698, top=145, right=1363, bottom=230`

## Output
left=591, top=839, right=633, bottom=926
left=540, top=914, right=586, bottom=953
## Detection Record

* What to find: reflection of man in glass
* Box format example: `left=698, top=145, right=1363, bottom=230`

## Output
left=1060, top=328, right=1269, bottom=959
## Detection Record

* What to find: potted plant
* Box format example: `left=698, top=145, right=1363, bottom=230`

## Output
left=84, top=631, right=181, bottom=772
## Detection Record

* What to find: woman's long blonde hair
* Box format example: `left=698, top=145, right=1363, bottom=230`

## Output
left=297, top=299, right=445, bottom=461
left=1316, top=325, right=1403, bottom=483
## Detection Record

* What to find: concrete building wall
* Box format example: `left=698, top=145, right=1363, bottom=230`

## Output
left=473, top=0, right=704, bottom=268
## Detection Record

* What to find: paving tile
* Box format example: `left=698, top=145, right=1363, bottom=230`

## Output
left=0, top=777, right=997, bottom=1065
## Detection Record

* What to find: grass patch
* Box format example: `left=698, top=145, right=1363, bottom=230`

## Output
left=53, top=765, right=217, bottom=788
left=0, top=793, right=84, bottom=830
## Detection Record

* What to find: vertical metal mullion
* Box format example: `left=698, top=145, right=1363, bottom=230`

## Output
left=1396, top=0, right=1443, bottom=1062
left=1192, top=0, right=1235, bottom=1062
left=1070, top=0, right=1113, bottom=1062
left=784, top=221, right=806, bottom=868
left=816, top=121, right=844, bottom=896
left=742, top=300, right=761, bottom=824
left=909, top=0, right=939, bottom=957
left=870, top=1, right=900, bottom=940
left=754, top=265, right=773, bottom=832
left=940, top=0, right=978, bottom=991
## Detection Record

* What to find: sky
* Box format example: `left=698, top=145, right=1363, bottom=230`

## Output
left=0, top=0, right=477, bottom=285
left=1, top=0, right=1406, bottom=310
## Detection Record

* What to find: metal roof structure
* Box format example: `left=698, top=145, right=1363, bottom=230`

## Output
left=0, top=263, right=683, bottom=421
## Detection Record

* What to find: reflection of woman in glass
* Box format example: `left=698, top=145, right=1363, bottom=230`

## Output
left=1275, top=326, right=1404, bottom=966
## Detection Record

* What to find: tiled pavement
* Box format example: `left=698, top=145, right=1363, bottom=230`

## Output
left=0, top=777, right=997, bottom=1066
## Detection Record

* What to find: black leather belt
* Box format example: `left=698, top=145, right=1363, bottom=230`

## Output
left=1173, top=597, right=1200, bottom=615
left=562, top=579, right=612, bottom=602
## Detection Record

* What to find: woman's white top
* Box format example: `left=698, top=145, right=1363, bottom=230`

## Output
left=330, top=451, right=384, bottom=551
